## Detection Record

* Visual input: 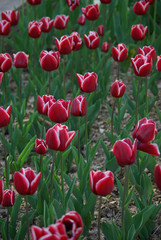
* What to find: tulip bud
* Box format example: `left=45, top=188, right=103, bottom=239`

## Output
left=97, top=25, right=104, bottom=36
left=154, top=164, right=161, bottom=191
left=112, top=43, right=128, bottom=62
left=156, top=56, right=161, bottom=71
left=101, top=42, right=109, bottom=52
left=77, top=14, right=86, bottom=25
left=82, top=4, right=100, bottom=21
left=37, top=95, right=56, bottom=115
left=0, top=20, right=11, bottom=36
left=66, top=0, right=80, bottom=11
left=110, top=80, right=126, bottom=98
left=71, top=95, right=87, bottom=117
left=39, top=17, right=54, bottom=33
left=138, top=46, right=156, bottom=62
left=0, top=53, right=12, bottom=72
left=112, top=138, right=137, bottom=167
left=14, top=167, right=41, bottom=195
left=13, top=51, right=29, bottom=68
left=1, top=10, right=19, bottom=26
left=27, top=0, right=42, bottom=5
left=90, top=170, right=114, bottom=196
left=131, top=54, right=152, bottom=77
left=84, top=31, right=99, bottom=49
left=39, top=50, right=60, bottom=71
left=0, top=106, right=11, bottom=127
left=35, top=139, right=48, bottom=155
left=76, top=72, right=98, bottom=93
left=46, top=124, right=75, bottom=151
left=55, top=35, right=73, bottom=55
left=70, top=32, right=82, bottom=51
left=131, top=24, right=148, bottom=41
left=1, top=189, right=15, bottom=207
left=28, top=21, right=43, bottom=38
left=133, top=0, right=150, bottom=15
left=53, top=15, right=69, bottom=30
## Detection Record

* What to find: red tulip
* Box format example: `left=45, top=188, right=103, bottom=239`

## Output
left=133, top=117, right=160, bottom=156
left=71, top=95, right=87, bottom=117
left=112, top=138, right=137, bottom=167
left=145, top=0, right=155, bottom=4
left=0, top=53, right=12, bottom=72
left=71, top=32, right=82, bottom=51
left=0, top=106, right=11, bottom=127
left=46, top=124, right=75, bottom=151
left=100, top=0, right=112, bottom=3
left=77, top=14, right=86, bottom=25
left=0, top=72, right=3, bottom=84
left=14, top=167, right=41, bottom=195
left=28, top=21, right=43, bottom=38
left=133, top=0, right=150, bottom=15
left=1, top=10, right=19, bottom=26
left=82, top=4, right=100, bottom=21
left=0, top=20, right=11, bottom=36
left=13, top=51, right=29, bottom=68
left=76, top=72, right=98, bottom=93
left=39, top=50, right=60, bottom=71
left=1, top=189, right=15, bottom=207
left=84, top=31, right=99, bottom=49
left=101, top=42, right=109, bottom=52
left=55, top=35, right=73, bottom=55
left=131, top=54, right=152, bottom=77
left=48, top=99, right=71, bottom=123
left=131, top=24, right=148, bottom=41
left=90, top=170, right=114, bottom=196
left=37, top=95, right=56, bottom=116
left=66, top=0, right=80, bottom=11
left=110, top=80, right=126, bottom=98
left=97, top=25, right=104, bottom=36
left=138, top=46, right=156, bottom=62
left=35, top=139, right=48, bottom=155
left=31, top=226, right=52, bottom=240
left=112, top=43, right=128, bottom=62
left=27, top=0, right=42, bottom=5
left=56, top=211, right=83, bottom=239
left=39, top=17, right=54, bottom=33
left=154, top=164, right=161, bottom=190
left=53, top=15, right=69, bottom=30
left=156, top=56, right=161, bottom=71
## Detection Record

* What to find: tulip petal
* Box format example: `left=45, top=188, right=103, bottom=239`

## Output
left=14, top=172, right=29, bottom=195
left=154, top=164, right=161, bottom=191
left=95, top=175, right=114, bottom=196
left=137, top=142, right=160, bottom=156
left=30, top=172, right=41, bottom=195
left=136, top=123, right=156, bottom=143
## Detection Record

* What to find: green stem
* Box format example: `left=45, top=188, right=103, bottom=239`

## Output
left=4, top=74, right=8, bottom=107
left=118, top=63, right=120, bottom=80
left=78, top=117, right=80, bottom=163
left=121, top=166, right=130, bottom=239
left=39, top=155, right=43, bottom=174
left=63, top=57, right=66, bottom=99
left=41, top=116, right=45, bottom=139
left=117, top=98, right=121, bottom=135
left=136, top=78, right=140, bottom=125
left=18, top=69, right=22, bottom=106
left=153, top=0, right=157, bottom=44
left=2, top=128, right=8, bottom=188
left=25, top=196, right=30, bottom=240
left=111, top=99, right=116, bottom=146
left=98, top=196, right=102, bottom=240
left=72, top=51, right=74, bottom=99
left=49, top=151, right=56, bottom=204
left=48, top=71, right=51, bottom=93
left=85, top=94, right=88, bottom=144
left=7, top=208, right=10, bottom=240
left=145, top=77, right=148, bottom=116
left=61, top=152, right=65, bottom=210
left=34, top=6, right=36, bottom=20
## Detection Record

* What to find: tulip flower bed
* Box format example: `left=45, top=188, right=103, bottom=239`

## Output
left=0, top=0, right=161, bottom=239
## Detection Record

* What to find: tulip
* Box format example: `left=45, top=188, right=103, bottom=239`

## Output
left=82, top=4, right=100, bottom=21
left=76, top=72, right=98, bottom=93
left=1, top=189, right=15, bottom=207
left=66, top=0, right=80, bottom=11
left=14, top=167, right=41, bottom=195
left=101, top=42, right=109, bottom=52
left=100, top=0, right=112, bottom=3
left=97, top=25, right=104, bottom=36
left=133, top=117, right=160, bottom=156
left=71, top=32, right=82, bottom=51
left=39, top=50, right=60, bottom=71
left=48, top=99, right=71, bottom=123
left=37, top=95, right=55, bottom=116
left=39, top=17, right=54, bottom=33
left=131, top=54, right=152, bottom=77
left=131, top=24, right=148, bottom=41
left=77, top=14, right=86, bottom=25
left=35, top=139, right=48, bottom=155
left=46, top=124, right=75, bottom=151
left=90, top=170, right=114, bottom=196
left=138, top=46, right=156, bottom=62
left=71, top=95, right=87, bottom=117
left=31, top=226, right=52, bottom=240
left=112, top=43, right=128, bottom=62
left=13, top=51, right=29, bottom=68
left=0, top=106, right=11, bottom=127
left=133, top=0, right=150, bottom=15
left=27, top=0, right=42, bottom=5
left=0, top=53, right=12, bottom=72
left=0, top=72, right=3, bottom=84
left=53, top=15, right=69, bottom=30
left=156, top=56, right=161, bottom=71
left=110, top=80, right=126, bottom=98
left=55, top=35, right=73, bottom=55
left=56, top=211, right=83, bottom=239
left=154, top=164, right=161, bottom=191
left=0, top=20, right=11, bottom=36
left=84, top=31, right=99, bottom=49
left=28, top=21, right=43, bottom=38
left=1, top=10, right=19, bottom=26
left=112, top=138, right=137, bottom=167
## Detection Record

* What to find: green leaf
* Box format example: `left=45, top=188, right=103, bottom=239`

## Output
left=127, top=224, right=136, bottom=240
left=65, top=176, right=76, bottom=210
left=116, top=177, right=123, bottom=202
left=53, top=199, right=64, bottom=220
left=11, top=195, right=22, bottom=229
